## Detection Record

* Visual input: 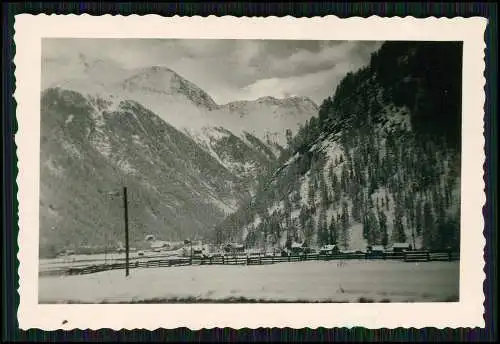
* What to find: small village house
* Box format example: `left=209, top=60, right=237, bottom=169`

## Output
left=366, top=245, right=385, bottom=257
left=320, top=244, right=339, bottom=255
left=223, top=243, right=245, bottom=255
left=290, top=242, right=306, bottom=255
left=391, top=242, right=412, bottom=253
left=144, top=234, right=155, bottom=242
left=150, top=240, right=170, bottom=252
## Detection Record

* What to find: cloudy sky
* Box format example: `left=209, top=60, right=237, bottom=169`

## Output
left=42, top=39, right=382, bottom=105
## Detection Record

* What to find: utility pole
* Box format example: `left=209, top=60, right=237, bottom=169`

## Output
left=123, top=186, right=130, bottom=277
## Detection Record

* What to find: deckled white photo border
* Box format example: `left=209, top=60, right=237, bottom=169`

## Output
left=14, top=14, right=487, bottom=330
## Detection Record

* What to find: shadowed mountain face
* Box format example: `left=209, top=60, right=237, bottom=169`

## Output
left=39, top=88, right=246, bottom=256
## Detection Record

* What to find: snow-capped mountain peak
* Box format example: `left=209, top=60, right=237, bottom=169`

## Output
left=119, top=66, right=218, bottom=110
left=43, top=57, right=318, bottom=148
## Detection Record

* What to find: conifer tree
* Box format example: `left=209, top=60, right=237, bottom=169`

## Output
left=305, top=217, right=316, bottom=245
left=320, top=172, right=330, bottom=205
left=285, top=128, right=293, bottom=147
left=330, top=172, right=340, bottom=204
left=318, top=207, right=329, bottom=246
left=329, top=215, right=338, bottom=244
left=362, top=214, right=368, bottom=240
left=340, top=201, right=350, bottom=250
left=422, top=202, right=435, bottom=249
left=378, top=210, right=389, bottom=247
left=351, top=194, right=362, bottom=223
left=307, top=177, right=316, bottom=210
left=415, top=199, right=423, bottom=235
left=392, top=215, right=406, bottom=243
left=340, top=164, right=350, bottom=194
left=328, top=163, right=335, bottom=184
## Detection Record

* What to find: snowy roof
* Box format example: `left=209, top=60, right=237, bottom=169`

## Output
left=392, top=243, right=411, bottom=248
left=320, top=245, right=337, bottom=250
left=291, top=242, right=303, bottom=248
left=371, top=245, right=385, bottom=251
left=225, top=243, right=244, bottom=248
left=150, top=241, right=169, bottom=248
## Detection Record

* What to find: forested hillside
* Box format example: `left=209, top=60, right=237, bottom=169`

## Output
left=213, top=41, right=463, bottom=252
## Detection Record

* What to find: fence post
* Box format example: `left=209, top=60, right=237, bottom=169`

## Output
left=448, top=251, right=452, bottom=261
left=259, top=254, right=262, bottom=265
left=222, top=255, right=225, bottom=265
left=426, top=251, right=430, bottom=261
left=246, top=256, right=249, bottom=265
left=288, top=254, right=290, bottom=262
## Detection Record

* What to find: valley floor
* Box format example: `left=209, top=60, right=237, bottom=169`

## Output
left=38, top=260, right=459, bottom=304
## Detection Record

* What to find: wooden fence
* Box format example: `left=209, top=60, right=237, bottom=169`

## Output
left=403, top=250, right=460, bottom=262
left=39, top=250, right=460, bottom=277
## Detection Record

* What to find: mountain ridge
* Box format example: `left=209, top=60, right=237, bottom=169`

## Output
left=43, top=55, right=319, bottom=147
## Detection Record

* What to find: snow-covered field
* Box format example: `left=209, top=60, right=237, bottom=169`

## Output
left=39, top=251, right=185, bottom=271
left=39, top=260, right=459, bottom=303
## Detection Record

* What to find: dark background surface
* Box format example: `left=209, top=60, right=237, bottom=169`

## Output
left=2, top=2, right=497, bottom=342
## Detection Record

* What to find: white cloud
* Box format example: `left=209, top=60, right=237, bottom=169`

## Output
left=240, top=59, right=370, bottom=104
left=42, top=39, right=382, bottom=104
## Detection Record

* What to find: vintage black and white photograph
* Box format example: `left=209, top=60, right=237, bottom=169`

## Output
left=14, top=15, right=486, bottom=329
left=37, top=37, right=463, bottom=304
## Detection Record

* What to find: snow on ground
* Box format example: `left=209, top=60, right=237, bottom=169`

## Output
left=39, top=260, right=460, bottom=303
left=43, top=158, right=64, bottom=177
left=268, top=201, right=285, bottom=216
left=299, top=174, right=310, bottom=207
left=241, top=215, right=262, bottom=241
left=346, top=223, right=367, bottom=252
left=39, top=251, right=187, bottom=272
left=60, top=140, right=82, bottom=160
left=206, top=194, right=238, bottom=214
left=40, top=251, right=176, bottom=266
left=319, top=134, right=343, bottom=164
left=283, top=152, right=300, bottom=167
left=64, top=114, right=74, bottom=125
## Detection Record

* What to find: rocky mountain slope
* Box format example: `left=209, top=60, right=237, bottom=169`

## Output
left=39, top=59, right=317, bottom=257
left=213, top=41, right=463, bottom=253
left=40, top=88, right=244, bottom=256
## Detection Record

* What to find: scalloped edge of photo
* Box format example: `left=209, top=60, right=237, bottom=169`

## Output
left=13, top=14, right=487, bottom=330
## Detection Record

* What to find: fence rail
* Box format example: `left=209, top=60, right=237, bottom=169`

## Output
left=40, top=250, right=460, bottom=277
